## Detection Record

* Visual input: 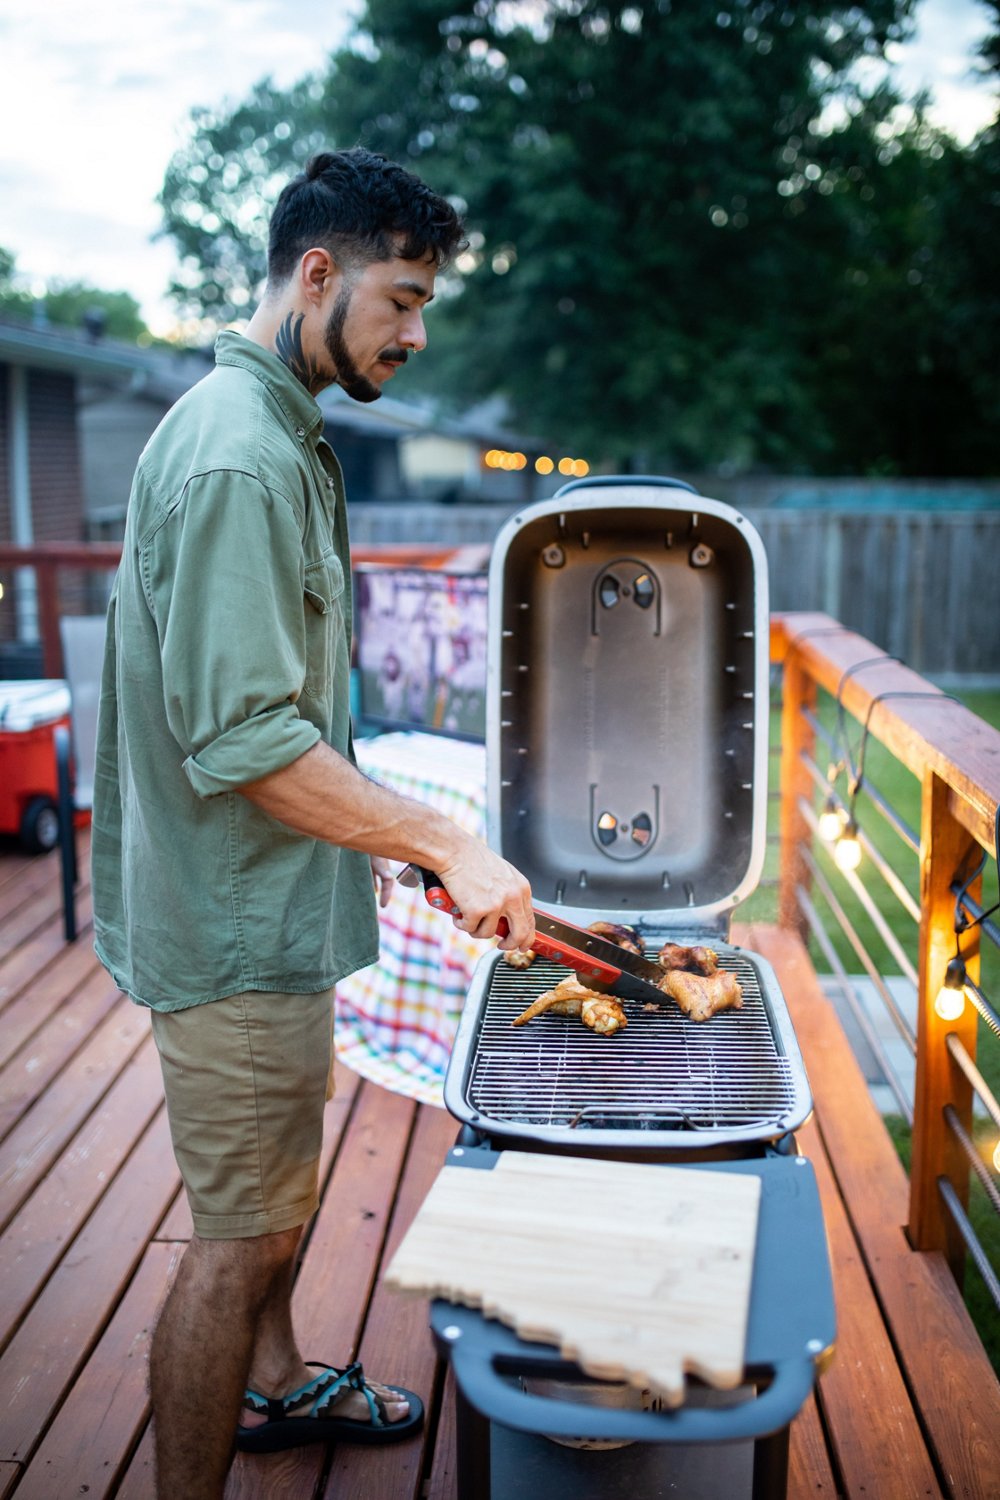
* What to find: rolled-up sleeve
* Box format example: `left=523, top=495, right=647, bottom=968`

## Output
left=144, top=470, right=322, bottom=797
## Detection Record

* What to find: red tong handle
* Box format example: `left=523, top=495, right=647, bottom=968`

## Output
left=416, top=868, right=624, bottom=987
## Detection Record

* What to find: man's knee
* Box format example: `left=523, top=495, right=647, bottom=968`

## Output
left=185, top=1225, right=303, bottom=1294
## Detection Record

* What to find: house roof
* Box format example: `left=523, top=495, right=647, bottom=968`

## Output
left=0, top=315, right=544, bottom=451
left=0, top=316, right=152, bottom=379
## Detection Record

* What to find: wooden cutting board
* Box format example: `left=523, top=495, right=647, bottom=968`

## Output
left=385, top=1151, right=761, bottom=1405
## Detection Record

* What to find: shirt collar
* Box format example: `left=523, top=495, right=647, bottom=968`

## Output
left=214, top=330, right=325, bottom=443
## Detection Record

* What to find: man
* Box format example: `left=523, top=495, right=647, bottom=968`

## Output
left=92, top=147, right=534, bottom=1500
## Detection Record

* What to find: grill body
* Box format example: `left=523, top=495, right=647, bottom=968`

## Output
left=445, top=940, right=811, bottom=1155
left=435, top=480, right=827, bottom=1489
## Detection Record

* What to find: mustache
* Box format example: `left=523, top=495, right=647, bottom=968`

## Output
left=378, top=348, right=408, bottom=364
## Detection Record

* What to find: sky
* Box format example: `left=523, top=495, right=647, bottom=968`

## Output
left=0, top=0, right=995, bottom=338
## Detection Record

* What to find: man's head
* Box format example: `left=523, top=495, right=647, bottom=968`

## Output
left=267, top=147, right=464, bottom=286
left=261, top=148, right=465, bottom=403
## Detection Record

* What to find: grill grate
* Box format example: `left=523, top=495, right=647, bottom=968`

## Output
left=464, top=942, right=797, bottom=1134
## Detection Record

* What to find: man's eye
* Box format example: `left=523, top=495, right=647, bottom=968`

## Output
left=392, top=299, right=408, bottom=312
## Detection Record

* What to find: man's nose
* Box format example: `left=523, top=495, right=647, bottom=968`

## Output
left=401, top=309, right=427, bottom=352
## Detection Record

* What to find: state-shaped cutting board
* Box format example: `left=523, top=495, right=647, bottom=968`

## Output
left=385, top=1150, right=761, bottom=1404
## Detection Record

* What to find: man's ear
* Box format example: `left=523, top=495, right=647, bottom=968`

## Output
left=299, top=248, right=340, bottom=307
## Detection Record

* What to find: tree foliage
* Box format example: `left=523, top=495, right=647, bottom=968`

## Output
left=158, top=0, right=999, bottom=475
left=0, top=248, right=150, bottom=343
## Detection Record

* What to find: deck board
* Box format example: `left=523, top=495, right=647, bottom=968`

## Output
left=0, top=844, right=997, bottom=1499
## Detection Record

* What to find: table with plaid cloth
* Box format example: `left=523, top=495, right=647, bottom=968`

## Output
left=334, top=731, right=488, bottom=1105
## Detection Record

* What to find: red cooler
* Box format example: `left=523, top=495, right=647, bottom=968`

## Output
left=0, top=680, right=72, bottom=853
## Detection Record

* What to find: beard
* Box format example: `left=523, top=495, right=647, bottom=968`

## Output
left=324, top=285, right=407, bottom=404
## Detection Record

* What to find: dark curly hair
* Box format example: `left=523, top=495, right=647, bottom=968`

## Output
left=267, top=147, right=466, bottom=288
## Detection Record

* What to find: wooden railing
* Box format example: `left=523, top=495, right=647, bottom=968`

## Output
left=0, top=542, right=487, bottom=679
left=772, top=612, right=1000, bottom=1289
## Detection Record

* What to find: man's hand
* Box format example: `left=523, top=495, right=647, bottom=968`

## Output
left=370, top=856, right=396, bottom=909
left=435, top=842, right=534, bottom=953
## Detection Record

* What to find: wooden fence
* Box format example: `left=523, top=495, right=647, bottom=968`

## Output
left=2, top=505, right=998, bottom=678
left=346, top=503, right=1000, bottom=679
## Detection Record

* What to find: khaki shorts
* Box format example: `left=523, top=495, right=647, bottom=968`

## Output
left=150, top=988, right=335, bottom=1240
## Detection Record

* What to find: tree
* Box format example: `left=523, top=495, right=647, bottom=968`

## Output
left=157, top=0, right=1000, bottom=473
left=0, top=247, right=151, bottom=343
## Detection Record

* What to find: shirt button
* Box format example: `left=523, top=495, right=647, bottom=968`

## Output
left=296, top=425, right=306, bottom=439
left=326, top=477, right=336, bottom=490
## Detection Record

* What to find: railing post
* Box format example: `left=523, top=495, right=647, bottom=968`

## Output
left=777, top=652, right=817, bottom=939
left=38, top=560, right=64, bottom=679
left=908, top=769, right=980, bottom=1273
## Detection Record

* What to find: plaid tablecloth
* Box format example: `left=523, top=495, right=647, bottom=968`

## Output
left=334, top=732, right=487, bottom=1106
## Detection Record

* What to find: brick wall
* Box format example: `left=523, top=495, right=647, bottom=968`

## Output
left=0, top=364, right=87, bottom=648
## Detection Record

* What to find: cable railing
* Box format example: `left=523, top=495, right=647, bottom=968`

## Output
left=772, top=612, right=1000, bottom=1315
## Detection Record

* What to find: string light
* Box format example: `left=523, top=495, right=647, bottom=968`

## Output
left=534, top=456, right=554, bottom=475
left=818, top=795, right=844, bottom=842
left=828, top=673, right=961, bottom=883
left=818, top=763, right=846, bottom=842
left=834, top=815, right=862, bottom=871
left=483, top=449, right=527, bottom=470
left=933, top=955, right=968, bottom=1021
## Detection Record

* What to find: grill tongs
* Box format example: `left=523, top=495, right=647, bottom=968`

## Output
left=398, top=864, right=675, bottom=1011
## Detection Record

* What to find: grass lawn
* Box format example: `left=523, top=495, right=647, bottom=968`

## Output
left=735, top=687, right=1000, bottom=1370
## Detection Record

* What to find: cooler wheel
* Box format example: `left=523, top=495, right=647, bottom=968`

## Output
left=20, top=797, right=60, bottom=855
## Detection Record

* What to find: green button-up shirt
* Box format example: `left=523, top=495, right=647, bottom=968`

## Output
left=92, top=331, right=379, bottom=1010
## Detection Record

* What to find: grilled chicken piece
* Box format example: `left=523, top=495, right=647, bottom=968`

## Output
left=659, top=967, right=742, bottom=1023
left=587, top=921, right=644, bottom=957
left=658, top=941, right=720, bottom=976
left=512, top=976, right=627, bottom=1035
left=503, top=948, right=537, bottom=969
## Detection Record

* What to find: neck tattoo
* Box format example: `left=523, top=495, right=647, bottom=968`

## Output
left=275, top=312, right=324, bottom=394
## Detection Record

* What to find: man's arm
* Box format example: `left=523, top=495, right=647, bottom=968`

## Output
left=239, top=741, right=534, bottom=951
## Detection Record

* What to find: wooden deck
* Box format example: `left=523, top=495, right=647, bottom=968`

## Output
left=1, top=838, right=998, bottom=1500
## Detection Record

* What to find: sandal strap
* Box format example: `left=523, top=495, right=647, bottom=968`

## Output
left=243, top=1363, right=344, bottom=1418
left=242, top=1360, right=398, bottom=1430
left=312, top=1361, right=389, bottom=1428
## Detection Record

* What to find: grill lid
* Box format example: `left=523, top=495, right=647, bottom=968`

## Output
left=486, top=480, right=769, bottom=929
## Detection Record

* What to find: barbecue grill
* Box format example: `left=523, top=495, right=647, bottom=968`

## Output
left=444, top=477, right=811, bottom=1156
left=429, top=478, right=833, bottom=1500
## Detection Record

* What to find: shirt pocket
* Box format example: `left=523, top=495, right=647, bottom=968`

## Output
left=302, top=549, right=346, bottom=699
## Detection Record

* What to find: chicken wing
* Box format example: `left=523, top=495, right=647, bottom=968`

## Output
left=512, top=976, right=627, bottom=1035
left=659, top=967, right=742, bottom=1022
left=658, top=941, right=720, bottom=976
left=502, top=947, right=537, bottom=969
left=587, top=921, right=644, bottom=957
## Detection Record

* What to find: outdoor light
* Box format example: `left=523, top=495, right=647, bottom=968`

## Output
left=535, top=456, right=554, bottom=475
left=833, top=816, right=862, bottom=871
left=933, top=956, right=968, bottom=1021
left=818, top=794, right=843, bottom=842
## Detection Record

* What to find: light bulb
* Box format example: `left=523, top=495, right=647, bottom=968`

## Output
left=818, top=796, right=843, bottom=842
left=934, top=985, right=966, bottom=1021
left=934, top=955, right=967, bottom=1021
left=834, top=817, right=862, bottom=871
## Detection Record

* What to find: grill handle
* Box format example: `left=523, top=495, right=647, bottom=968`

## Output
left=445, top=1338, right=816, bottom=1443
left=417, top=867, right=626, bottom=985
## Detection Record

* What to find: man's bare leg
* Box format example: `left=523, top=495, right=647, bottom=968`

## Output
left=150, top=1226, right=300, bottom=1500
